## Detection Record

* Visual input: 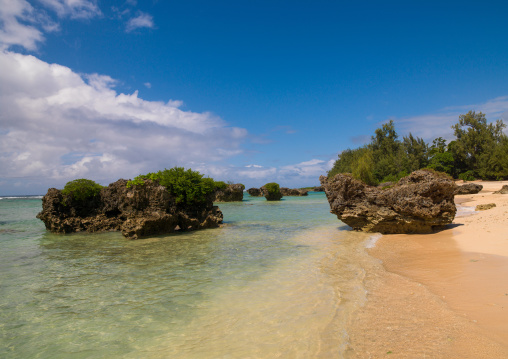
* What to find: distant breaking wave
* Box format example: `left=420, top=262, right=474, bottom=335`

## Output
left=0, top=196, right=43, bottom=200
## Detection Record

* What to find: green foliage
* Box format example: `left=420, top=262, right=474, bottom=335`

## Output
left=127, top=167, right=217, bottom=206
left=61, top=179, right=103, bottom=203
left=328, top=147, right=371, bottom=178
left=451, top=111, right=508, bottom=179
left=214, top=181, right=228, bottom=190
left=429, top=137, right=447, bottom=156
left=328, top=121, right=428, bottom=185
left=380, top=171, right=408, bottom=184
left=328, top=111, right=508, bottom=183
left=401, top=133, right=429, bottom=172
left=427, top=152, right=454, bottom=175
left=263, top=182, right=280, bottom=195
left=352, top=150, right=376, bottom=185
left=458, top=171, right=476, bottom=182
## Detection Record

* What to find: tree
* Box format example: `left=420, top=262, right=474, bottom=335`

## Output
left=451, top=111, right=507, bottom=179
left=402, top=133, right=429, bottom=173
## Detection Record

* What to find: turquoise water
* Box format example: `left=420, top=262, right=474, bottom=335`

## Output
left=0, top=193, right=373, bottom=358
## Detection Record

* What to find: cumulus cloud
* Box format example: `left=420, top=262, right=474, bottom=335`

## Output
left=0, top=0, right=47, bottom=50
left=0, top=51, right=247, bottom=189
left=396, top=96, right=508, bottom=141
left=126, top=12, right=154, bottom=32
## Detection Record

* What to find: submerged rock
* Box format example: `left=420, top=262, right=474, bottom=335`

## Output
left=455, top=183, right=483, bottom=195
left=37, top=179, right=223, bottom=240
left=214, top=184, right=245, bottom=202
left=247, top=188, right=262, bottom=197
left=280, top=187, right=309, bottom=196
left=320, top=169, right=457, bottom=234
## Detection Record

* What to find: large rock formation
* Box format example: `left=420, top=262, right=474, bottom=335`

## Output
left=37, top=179, right=223, bottom=239
left=455, top=183, right=483, bottom=195
left=313, top=186, right=325, bottom=192
left=320, top=170, right=457, bottom=234
left=214, top=184, right=245, bottom=202
left=280, top=187, right=309, bottom=196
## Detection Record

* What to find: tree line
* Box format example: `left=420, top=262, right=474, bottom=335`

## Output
left=328, top=111, right=508, bottom=185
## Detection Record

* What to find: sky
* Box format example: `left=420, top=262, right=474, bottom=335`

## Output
left=1, top=0, right=508, bottom=195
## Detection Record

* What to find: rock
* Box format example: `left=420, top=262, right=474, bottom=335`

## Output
left=377, top=182, right=395, bottom=189
left=475, top=203, right=496, bottom=211
left=313, top=186, right=325, bottom=192
left=494, top=185, right=508, bottom=194
left=280, top=187, right=309, bottom=196
left=247, top=188, right=262, bottom=196
left=214, top=184, right=245, bottom=202
left=37, top=179, right=223, bottom=240
left=320, top=169, right=457, bottom=234
left=455, top=183, right=483, bottom=195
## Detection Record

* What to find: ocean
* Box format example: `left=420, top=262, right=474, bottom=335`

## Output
left=0, top=193, right=376, bottom=358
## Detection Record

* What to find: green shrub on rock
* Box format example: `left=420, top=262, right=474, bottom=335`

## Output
left=126, top=167, right=218, bottom=206
left=214, top=181, right=228, bottom=190
left=61, top=179, right=103, bottom=203
left=262, top=182, right=283, bottom=201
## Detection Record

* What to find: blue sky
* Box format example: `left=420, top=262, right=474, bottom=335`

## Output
left=1, top=0, right=508, bottom=195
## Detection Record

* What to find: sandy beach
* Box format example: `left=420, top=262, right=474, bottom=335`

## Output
left=346, top=181, right=508, bottom=358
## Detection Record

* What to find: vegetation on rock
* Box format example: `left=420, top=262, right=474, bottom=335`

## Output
left=127, top=167, right=220, bottom=206
left=328, top=111, right=508, bottom=184
left=262, top=182, right=283, bottom=201
left=61, top=179, right=103, bottom=203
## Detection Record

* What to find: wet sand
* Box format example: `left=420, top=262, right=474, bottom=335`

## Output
left=346, top=181, right=508, bottom=358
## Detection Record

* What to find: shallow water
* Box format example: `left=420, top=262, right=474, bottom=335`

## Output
left=0, top=193, right=374, bottom=358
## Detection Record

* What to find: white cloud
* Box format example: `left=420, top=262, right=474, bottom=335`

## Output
left=194, top=158, right=332, bottom=188
left=279, top=159, right=332, bottom=179
left=396, top=96, right=508, bottom=141
left=38, top=0, right=101, bottom=19
left=0, top=0, right=46, bottom=50
left=0, top=51, right=247, bottom=188
left=144, top=82, right=151, bottom=89
left=0, top=0, right=99, bottom=51
left=126, top=12, right=154, bottom=32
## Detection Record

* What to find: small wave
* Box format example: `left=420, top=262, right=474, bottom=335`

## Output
left=365, top=233, right=383, bottom=248
left=455, top=204, right=477, bottom=217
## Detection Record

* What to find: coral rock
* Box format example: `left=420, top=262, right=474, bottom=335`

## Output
left=455, top=183, right=483, bottom=195
left=475, top=203, right=496, bottom=211
left=214, top=184, right=244, bottom=202
left=247, top=188, right=262, bottom=197
left=280, top=187, right=309, bottom=196
left=320, top=170, right=457, bottom=234
left=37, top=179, right=223, bottom=240
left=494, top=185, right=508, bottom=194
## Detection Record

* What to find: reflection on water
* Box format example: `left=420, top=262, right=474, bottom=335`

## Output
left=0, top=193, right=374, bottom=358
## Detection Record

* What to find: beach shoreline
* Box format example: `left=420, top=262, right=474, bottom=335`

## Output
left=346, top=180, right=508, bottom=358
